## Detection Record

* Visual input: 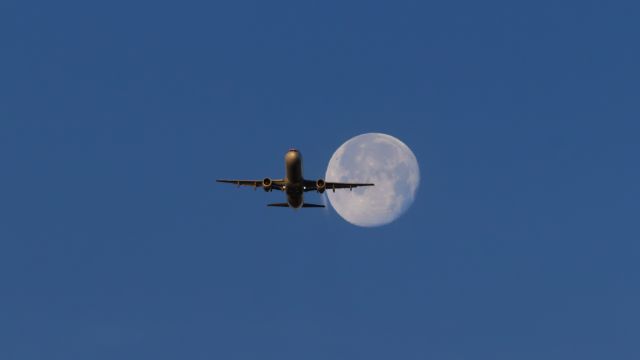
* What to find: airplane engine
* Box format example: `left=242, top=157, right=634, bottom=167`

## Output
left=316, top=179, right=326, bottom=193
left=262, top=178, right=273, bottom=192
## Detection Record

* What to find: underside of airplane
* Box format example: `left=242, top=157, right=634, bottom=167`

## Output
left=216, top=148, right=374, bottom=209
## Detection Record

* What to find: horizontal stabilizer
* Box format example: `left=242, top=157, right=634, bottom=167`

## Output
left=302, top=203, right=325, bottom=208
left=266, top=203, right=325, bottom=208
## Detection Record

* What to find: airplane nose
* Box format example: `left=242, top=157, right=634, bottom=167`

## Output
left=285, top=149, right=301, bottom=163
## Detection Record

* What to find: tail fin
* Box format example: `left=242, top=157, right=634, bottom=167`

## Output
left=302, top=203, right=325, bottom=208
left=267, top=203, right=289, bottom=207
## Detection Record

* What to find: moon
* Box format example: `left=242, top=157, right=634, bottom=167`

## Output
left=325, top=133, right=420, bottom=227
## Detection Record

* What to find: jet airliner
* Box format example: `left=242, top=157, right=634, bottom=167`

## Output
left=216, top=148, right=374, bottom=208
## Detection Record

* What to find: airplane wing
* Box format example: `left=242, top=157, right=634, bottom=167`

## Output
left=303, top=180, right=374, bottom=192
left=216, top=179, right=286, bottom=191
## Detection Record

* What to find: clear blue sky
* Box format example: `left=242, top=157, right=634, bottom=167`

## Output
left=1, top=1, right=639, bottom=359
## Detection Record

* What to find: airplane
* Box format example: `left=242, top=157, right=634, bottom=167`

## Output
left=216, top=148, right=374, bottom=208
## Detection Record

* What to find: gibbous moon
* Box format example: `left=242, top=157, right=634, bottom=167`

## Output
left=325, top=133, right=420, bottom=227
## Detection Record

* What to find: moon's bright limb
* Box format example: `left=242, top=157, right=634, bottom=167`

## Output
left=325, top=133, right=420, bottom=227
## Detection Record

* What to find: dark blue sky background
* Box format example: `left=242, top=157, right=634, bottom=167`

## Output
left=1, top=1, right=639, bottom=359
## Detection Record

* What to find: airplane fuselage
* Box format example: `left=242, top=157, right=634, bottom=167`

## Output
left=284, top=149, right=304, bottom=208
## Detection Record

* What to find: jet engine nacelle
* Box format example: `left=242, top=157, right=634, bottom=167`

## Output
left=316, top=179, right=326, bottom=193
left=262, top=178, right=273, bottom=192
